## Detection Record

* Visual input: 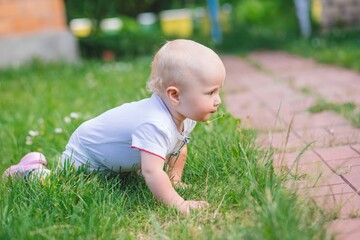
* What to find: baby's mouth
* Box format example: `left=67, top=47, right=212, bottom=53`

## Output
left=205, top=113, right=225, bottom=125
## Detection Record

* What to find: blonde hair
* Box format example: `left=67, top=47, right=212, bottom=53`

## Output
left=147, top=39, right=223, bottom=94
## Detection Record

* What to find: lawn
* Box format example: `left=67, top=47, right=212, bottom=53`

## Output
left=285, top=28, right=360, bottom=72
left=0, top=58, right=328, bottom=239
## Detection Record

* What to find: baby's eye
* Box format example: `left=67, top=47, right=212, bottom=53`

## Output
left=207, top=91, right=215, bottom=96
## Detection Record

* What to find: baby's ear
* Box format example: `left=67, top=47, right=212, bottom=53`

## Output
left=166, top=86, right=180, bottom=105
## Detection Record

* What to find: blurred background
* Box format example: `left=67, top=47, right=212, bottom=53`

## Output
left=0, top=0, right=359, bottom=68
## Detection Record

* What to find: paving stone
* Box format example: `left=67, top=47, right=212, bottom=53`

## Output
left=314, top=145, right=360, bottom=161
left=274, top=159, right=342, bottom=189
left=222, top=56, right=274, bottom=92
left=248, top=52, right=360, bottom=105
left=305, top=67, right=360, bottom=105
left=351, top=144, right=360, bottom=154
left=287, top=172, right=347, bottom=191
left=326, top=157, right=360, bottom=176
left=296, top=183, right=354, bottom=198
left=278, top=70, right=325, bottom=90
left=276, top=95, right=316, bottom=116
left=323, top=125, right=360, bottom=146
left=224, top=93, right=282, bottom=131
left=286, top=111, right=350, bottom=130
left=222, top=53, right=360, bottom=237
left=318, top=83, right=360, bottom=104
left=312, top=192, right=360, bottom=218
left=288, top=161, right=336, bottom=184
left=224, top=92, right=267, bottom=113
left=256, top=131, right=305, bottom=153
left=248, top=51, right=316, bottom=73
left=221, top=55, right=256, bottom=75
left=295, top=127, right=331, bottom=147
left=329, top=218, right=360, bottom=240
left=341, top=165, right=360, bottom=191
left=224, top=72, right=274, bottom=94
left=254, top=84, right=316, bottom=116
left=274, top=150, right=323, bottom=167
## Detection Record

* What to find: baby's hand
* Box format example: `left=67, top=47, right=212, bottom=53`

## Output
left=178, top=200, right=210, bottom=215
left=173, top=181, right=191, bottom=189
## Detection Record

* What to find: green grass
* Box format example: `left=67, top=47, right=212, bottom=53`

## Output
left=220, top=25, right=360, bottom=73
left=0, top=59, right=328, bottom=239
left=285, top=28, right=360, bottom=72
left=309, top=99, right=360, bottom=128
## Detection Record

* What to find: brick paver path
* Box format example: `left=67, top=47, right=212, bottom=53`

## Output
left=222, top=52, right=360, bottom=240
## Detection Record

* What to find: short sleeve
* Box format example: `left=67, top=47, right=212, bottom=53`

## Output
left=184, top=119, right=196, bottom=135
left=131, top=123, right=170, bottom=160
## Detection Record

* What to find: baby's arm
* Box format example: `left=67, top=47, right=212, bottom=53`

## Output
left=141, top=151, right=209, bottom=214
left=167, top=145, right=187, bottom=184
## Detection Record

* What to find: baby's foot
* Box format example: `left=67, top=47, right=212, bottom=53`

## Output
left=2, top=152, right=48, bottom=180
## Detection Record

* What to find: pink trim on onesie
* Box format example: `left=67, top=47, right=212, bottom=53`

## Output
left=131, top=146, right=166, bottom=161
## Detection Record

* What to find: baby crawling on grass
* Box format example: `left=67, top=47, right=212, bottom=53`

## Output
left=3, top=39, right=226, bottom=215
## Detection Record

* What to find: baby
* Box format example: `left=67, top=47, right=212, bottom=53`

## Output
left=3, top=39, right=226, bottom=214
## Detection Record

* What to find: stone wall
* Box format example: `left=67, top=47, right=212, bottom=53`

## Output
left=0, top=0, right=78, bottom=68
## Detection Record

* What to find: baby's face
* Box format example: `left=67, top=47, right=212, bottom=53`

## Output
left=158, top=40, right=226, bottom=122
left=177, top=65, right=225, bottom=122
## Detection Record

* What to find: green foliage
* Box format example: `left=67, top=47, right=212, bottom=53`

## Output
left=285, top=28, right=360, bottom=72
left=233, top=0, right=298, bottom=31
left=63, top=0, right=302, bottom=59
left=215, top=0, right=300, bottom=53
left=219, top=25, right=297, bottom=54
left=78, top=28, right=166, bottom=59
left=64, top=0, right=172, bottom=21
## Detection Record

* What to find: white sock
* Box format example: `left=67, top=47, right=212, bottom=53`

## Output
left=28, top=169, right=51, bottom=180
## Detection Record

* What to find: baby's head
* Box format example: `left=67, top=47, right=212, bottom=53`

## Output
left=147, top=39, right=225, bottom=95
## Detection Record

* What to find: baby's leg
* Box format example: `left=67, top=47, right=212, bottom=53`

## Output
left=2, top=152, right=50, bottom=180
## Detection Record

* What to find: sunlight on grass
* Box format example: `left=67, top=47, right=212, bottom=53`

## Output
left=0, top=60, right=329, bottom=239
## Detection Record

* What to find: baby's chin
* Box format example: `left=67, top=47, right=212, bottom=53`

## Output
left=201, top=113, right=213, bottom=122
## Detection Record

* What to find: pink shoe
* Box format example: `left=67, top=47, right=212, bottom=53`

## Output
left=2, top=152, right=47, bottom=179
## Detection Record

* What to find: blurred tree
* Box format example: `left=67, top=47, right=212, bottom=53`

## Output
left=64, top=0, right=173, bottom=22
left=233, top=0, right=298, bottom=32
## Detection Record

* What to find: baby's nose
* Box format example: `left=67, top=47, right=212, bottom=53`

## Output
left=214, top=95, right=221, bottom=107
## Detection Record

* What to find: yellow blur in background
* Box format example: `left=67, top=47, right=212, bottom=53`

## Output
left=160, top=9, right=193, bottom=38
left=312, top=0, right=322, bottom=23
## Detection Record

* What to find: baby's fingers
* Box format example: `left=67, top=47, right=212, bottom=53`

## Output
left=189, top=201, right=210, bottom=209
left=174, top=182, right=191, bottom=189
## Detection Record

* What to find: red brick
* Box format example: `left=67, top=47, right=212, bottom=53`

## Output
left=329, top=218, right=360, bottom=240
left=351, top=144, right=360, bottom=154
left=314, top=145, right=360, bottom=161
left=0, top=19, right=13, bottom=36
left=256, top=131, right=305, bottom=153
left=224, top=93, right=283, bottom=132
left=295, top=127, right=331, bottom=147
left=324, top=125, right=360, bottom=146
left=342, top=165, right=360, bottom=191
left=222, top=52, right=360, bottom=238
left=296, top=183, right=354, bottom=198
left=327, top=157, right=360, bottom=175
left=248, top=51, right=316, bottom=73
left=0, top=1, right=18, bottom=18
left=1, top=0, right=66, bottom=36
left=312, top=192, right=360, bottom=218
left=274, top=150, right=323, bottom=167
left=289, top=111, right=349, bottom=130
